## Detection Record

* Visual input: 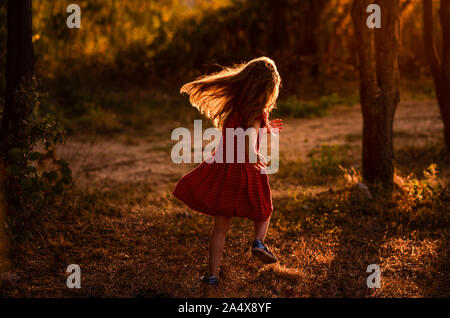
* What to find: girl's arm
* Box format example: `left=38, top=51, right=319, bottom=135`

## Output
left=260, top=118, right=284, bottom=135
left=246, top=119, right=267, bottom=169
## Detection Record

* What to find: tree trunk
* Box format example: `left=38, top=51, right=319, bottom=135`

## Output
left=2, top=0, right=34, bottom=152
left=0, top=159, right=10, bottom=272
left=351, top=0, right=400, bottom=189
left=423, top=0, right=450, bottom=149
left=305, top=0, right=329, bottom=78
left=0, top=0, right=34, bottom=273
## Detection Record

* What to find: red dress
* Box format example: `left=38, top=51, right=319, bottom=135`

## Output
left=172, top=112, right=273, bottom=221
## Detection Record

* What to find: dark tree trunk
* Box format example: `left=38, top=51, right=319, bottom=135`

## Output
left=0, top=160, right=9, bottom=272
left=423, top=0, right=450, bottom=149
left=351, top=0, right=400, bottom=189
left=2, top=0, right=34, bottom=152
left=305, top=0, right=329, bottom=78
left=0, top=0, right=34, bottom=272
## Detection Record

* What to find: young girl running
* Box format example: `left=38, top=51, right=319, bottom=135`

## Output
left=173, top=57, right=283, bottom=286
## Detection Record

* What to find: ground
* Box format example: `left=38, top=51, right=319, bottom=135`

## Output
left=1, top=97, right=449, bottom=297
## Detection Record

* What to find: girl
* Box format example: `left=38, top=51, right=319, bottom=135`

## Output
left=173, top=57, right=283, bottom=286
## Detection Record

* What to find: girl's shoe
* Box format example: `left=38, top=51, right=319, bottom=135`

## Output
left=201, top=275, right=219, bottom=286
left=251, top=239, right=278, bottom=264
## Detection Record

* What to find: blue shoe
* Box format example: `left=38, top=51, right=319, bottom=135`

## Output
left=201, top=275, right=219, bottom=286
left=251, top=240, right=278, bottom=264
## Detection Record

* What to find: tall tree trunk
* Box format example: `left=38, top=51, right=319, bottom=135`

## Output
left=423, top=0, right=450, bottom=149
left=2, top=0, right=34, bottom=151
left=0, top=160, right=9, bottom=272
left=305, top=0, right=329, bottom=78
left=0, top=0, right=34, bottom=272
left=351, top=0, right=400, bottom=189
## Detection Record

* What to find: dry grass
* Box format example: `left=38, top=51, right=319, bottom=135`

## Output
left=1, top=98, right=449, bottom=298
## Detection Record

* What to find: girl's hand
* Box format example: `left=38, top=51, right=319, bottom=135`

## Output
left=269, top=119, right=284, bottom=133
left=253, top=153, right=268, bottom=170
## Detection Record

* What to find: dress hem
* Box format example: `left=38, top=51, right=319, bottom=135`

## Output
left=172, top=189, right=272, bottom=222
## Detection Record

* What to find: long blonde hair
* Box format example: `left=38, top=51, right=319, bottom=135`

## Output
left=180, top=57, right=281, bottom=129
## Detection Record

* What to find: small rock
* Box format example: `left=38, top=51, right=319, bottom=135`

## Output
left=350, top=182, right=373, bottom=202
left=176, top=210, right=193, bottom=218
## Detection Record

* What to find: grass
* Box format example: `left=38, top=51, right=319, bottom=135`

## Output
left=42, top=82, right=199, bottom=135
left=273, top=92, right=359, bottom=119
left=1, top=161, right=448, bottom=297
left=395, top=140, right=450, bottom=177
left=276, top=144, right=355, bottom=186
left=401, top=77, right=437, bottom=101
left=309, top=145, right=346, bottom=176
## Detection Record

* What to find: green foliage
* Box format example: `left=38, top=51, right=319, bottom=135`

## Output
left=29, top=114, right=67, bottom=148
left=274, top=96, right=329, bottom=118
left=14, top=77, right=46, bottom=115
left=310, top=145, right=343, bottom=176
left=30, top=0, right=346, bottom=94
left=403, top=164, right=443, bottom=203
left=272, top=191, right=348, bottom=236
left=274, top=93, right=357, bottom=118
left=44, top=84, right=194, bottom=133
left=32, top=0, right=231, bottom=81
left=2, top=78, right=72, bottom=240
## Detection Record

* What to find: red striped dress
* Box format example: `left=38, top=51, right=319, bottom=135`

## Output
left=172, top=112, right=273, bottom=221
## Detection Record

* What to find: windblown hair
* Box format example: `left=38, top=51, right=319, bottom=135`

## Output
left=180, top=57, right=281, bottom=129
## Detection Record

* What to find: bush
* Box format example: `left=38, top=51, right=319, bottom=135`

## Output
left=2, top=78, right=73, bottom=240
left=401, top=164, right=443, bottom=204
left=310, top=145, right=343, bottom=176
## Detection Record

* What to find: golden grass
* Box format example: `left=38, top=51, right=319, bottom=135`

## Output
left=1, top=160, right=448, bottom=297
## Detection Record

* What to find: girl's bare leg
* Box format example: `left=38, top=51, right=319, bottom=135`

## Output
left=254, top=217, right=270, bottom=241
left=252, top=217, right=277, bottom=263
left=208, top=215, right=231, bottom=276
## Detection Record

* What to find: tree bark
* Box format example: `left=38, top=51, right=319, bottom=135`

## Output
left=351, top=0, right=400, bottom=189
left=423, top=0, right=450, bottom=149
left=305, top=0, right=329, bottom=78
left=2, top=0, right=34, bottom=152
left=0, top=0, right=34, bottom=272
left=400, top=0, right=413, bottom=16
left=0, top=159, right=10, bottom=272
